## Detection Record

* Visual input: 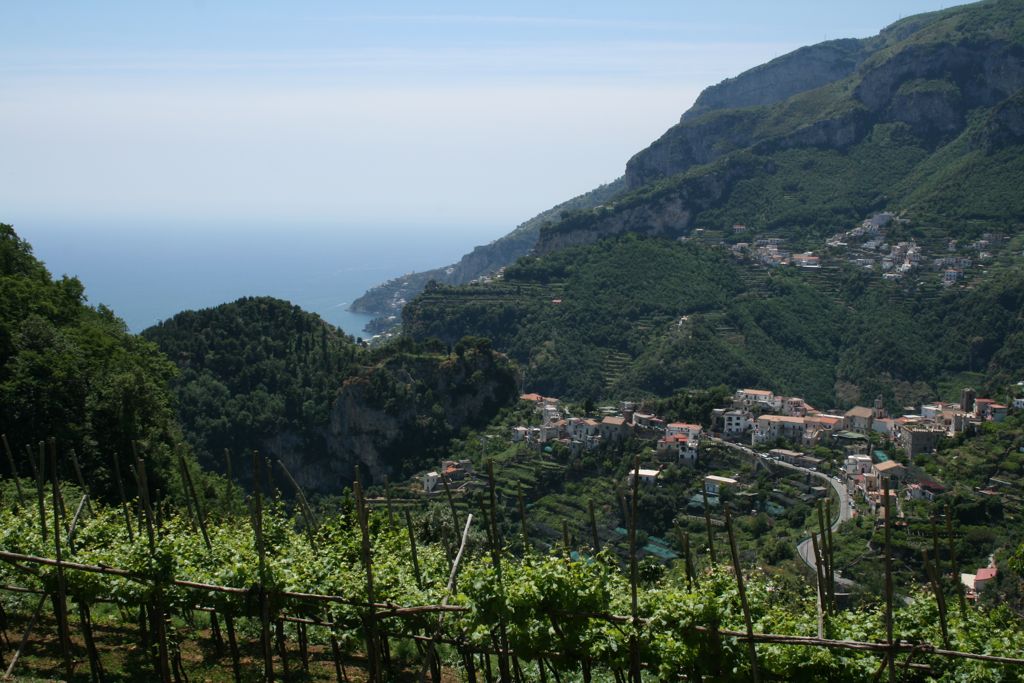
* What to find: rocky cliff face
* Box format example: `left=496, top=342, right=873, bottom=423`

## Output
left=282, top=347, right=516, bottom=492
left=536, top=156, right=760, bottom=255
left=682, top=39, right=870, bottom=122
left=533, top=3, right=1024, bottom=255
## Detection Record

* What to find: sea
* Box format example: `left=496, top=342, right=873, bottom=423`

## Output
left=17, top=221, right=503, bottom=338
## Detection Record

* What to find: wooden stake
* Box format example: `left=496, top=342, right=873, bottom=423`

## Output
left=628, top=457, right=641, bottom=683
left=405, top=509, right=423, bottom=589
left=181, top=452, right=212, bottom=549
left=922, top=549, right=950, bottom=649
left=111, top=449, right=135, bottom=542
left=224, top=614, right=242, bottom=683
left=701, top=481, right=715, bottom=563
left=354, top=472, right=380, bottom=682
left=517, top=482, right=529, bottom=552
left=47, top=439, right=73, bottom=681
left=677, top=528, right=696, bottom=588
left=811, top=532, right=827, bottom=639
left=816, top=501, right=832, bottom=613
left=0, top=435, right=25, bottom=505
left=945, top=503, right=966, bottom=615
left=223, top=448, right=235, bottom=514
left=276, top=619, right=291, bottom=681
left=251, top=451, right=275, bottom=682
left=384, top=474, right=395, bottom=528
left=298, top=621, right=310, bottom=672
left=825, top=497, right=836, bottom=605
left=69, top=448, right=92, bottom=514
left=883, top=480, right=895, bottom=683
left=133, top=453, right=172, bottom=683
left=725, top=508, right=760, bottom=683
left=588, top=499, right=600, bottom=553
left=277, top=458, right=318, bottom=545
left=78, top=601, right=104, bottom=683
left=486, top=460, right=512, bottom=682
left=35, top=442, right=47, bottom=543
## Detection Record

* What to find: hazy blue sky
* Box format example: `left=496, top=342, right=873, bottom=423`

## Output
left=2, top=1, right=963, bottom=236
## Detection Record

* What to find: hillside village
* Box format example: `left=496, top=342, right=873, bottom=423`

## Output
left=409, top=378, right=1024, bottom=598
left=412, top=381, right=1024, bottom=575
left=723, top=211, right=1009, bottom=287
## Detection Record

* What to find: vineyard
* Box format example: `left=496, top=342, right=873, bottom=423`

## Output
left=1, top=442, right=1023, bottom=682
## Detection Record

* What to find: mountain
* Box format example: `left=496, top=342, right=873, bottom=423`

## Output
left=143, top=298, right=517, bottom=492
left=355, top=0, right=1024, bottom=327
left=401, top=0, right=1024, bottom=406
left=539, top=0, right=1024, bottom=253
left=349, top=179, right=625, bottom=321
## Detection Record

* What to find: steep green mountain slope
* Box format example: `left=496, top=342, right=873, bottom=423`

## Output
left=144, top=299, right=517, bottom=491
left=404, top=234, right=1024, bottom=407
left=355, top=0, right=1024, bottom=323
left=349, top=178, right=625, bottom=319
left=0, top=224, right=183, bottom=499
left=403, top=0, right=1024, bottom=405
left=539, top=0, right=1024, bottom=252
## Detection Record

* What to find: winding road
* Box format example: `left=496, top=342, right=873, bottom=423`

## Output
left=708, top=437, right=854, bottom=586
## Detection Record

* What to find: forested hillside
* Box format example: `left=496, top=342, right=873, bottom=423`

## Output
left=0, top=224, right=183, bottom=499
left=404, top=234, right=1024, bottom=407
left=142, top=297, right=361, bottom=473
left=145, top=300, right=518, bottom=490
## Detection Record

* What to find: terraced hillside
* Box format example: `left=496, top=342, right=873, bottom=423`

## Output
left=404, top=234, right=1024, bottom=408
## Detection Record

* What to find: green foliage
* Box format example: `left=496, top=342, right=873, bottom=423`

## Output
left=145, top=298, right=518, bottom=484
left=406, top=234, right=1024, bottom=407
left=142, top=296, right=360, bottom=471
left=2, top=486, right=1024, bottom=680
left=0, top=224, right=182, bottom=501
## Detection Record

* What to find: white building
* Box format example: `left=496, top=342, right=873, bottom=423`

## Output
left=704, top=475, right=737, bottom=496
left=752, top=415, right=806, bottom=445
left=722, top=410, right=752, bottom=439
left=734, top=389, right=780, bottom=411
left=846, top=454, right=873, bottom=476
left=628, top=468, right=662, bottom=486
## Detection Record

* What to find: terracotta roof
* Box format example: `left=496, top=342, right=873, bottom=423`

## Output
left=741, top=389, right=773, bottom=396
left=520, top=393, right=544, bottom=402
left=602, top=416, right=626, bottom=426
left=845, top=406, right=874, bottom=418
left=875, top=460, right=905, bottom=472
left=759, top=415, right=805, bottom=424
left=976, top=567, right=997, bottom=581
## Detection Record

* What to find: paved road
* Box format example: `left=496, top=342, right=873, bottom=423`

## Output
left=708, top=437, right=854, bottom=586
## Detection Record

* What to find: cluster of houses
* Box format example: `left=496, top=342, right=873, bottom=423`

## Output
left=727, top=236, right=823, bottom=270
left=713, top=387, right=1009, bottom=458
left=511, top=394, right=636, bottom=454
left=818, top=212, right=1007, bottom=285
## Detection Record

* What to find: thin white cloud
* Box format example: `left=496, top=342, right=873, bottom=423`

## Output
left=331, top=14, right=726, bottom=33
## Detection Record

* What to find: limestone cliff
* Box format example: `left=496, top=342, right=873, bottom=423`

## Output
left=534, top=0, right=1024, bottom=254
left=310, top=344, right=516, bottom=491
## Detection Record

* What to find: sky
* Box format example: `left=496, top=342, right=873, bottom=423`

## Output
left=1, top=1, right=963, bottom=238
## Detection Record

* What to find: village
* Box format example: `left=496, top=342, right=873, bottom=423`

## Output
left=722, top=211, right=1007, bottom=287
left=412, top=381, right=1023, bottom=596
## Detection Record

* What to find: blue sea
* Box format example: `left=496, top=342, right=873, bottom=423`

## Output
left=16, top=221, right=503, bottom=338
